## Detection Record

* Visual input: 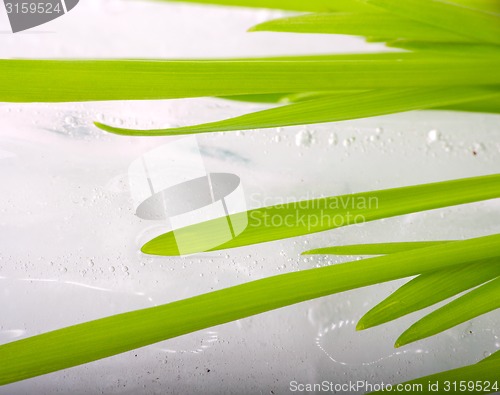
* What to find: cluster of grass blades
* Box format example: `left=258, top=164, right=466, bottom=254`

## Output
left=1, top=175, right=499, bottom=389
left=1, top=0, right=499, bottom=391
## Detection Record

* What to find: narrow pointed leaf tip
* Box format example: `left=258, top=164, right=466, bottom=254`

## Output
left=363, top=0, right=500, bottom=44
left=357, top=258, right=500, bottom=330
left=249, top=13, right=468, bottom=42
left=94, top=88, right=500, bottom=135
left=140, top=174, right=500, bottom=256
left=394, top=276, right=500, bottom=347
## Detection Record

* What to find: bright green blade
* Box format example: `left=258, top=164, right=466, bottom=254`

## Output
left=139, top=174, right=500, bottom=256
left=250, top=13, right=468, bottom=42
left=395, top=276, right=500, bottom=347
left=2, top=57, right=500, bottom=102
left=371, top=359, right=500, bottom=394
left=220, top=90, right=367, bottom=104
left=358, top=258, right=500, bottom=330
left=1, top=234, right=500, bottom=385
left=438, top=96, right=500, bottom=114
left=150, top=0, right=378, bottom=12
left=96, top=87, right=500, bottom=135
left=480, top=350, right=500, bottom=363
left=388, top=41, right=500, bottom=57
left=221, top=91, right=500, bottom=115
left=302, top=241, right=452, bottom=255
left=364, top=0, right=500, bottom=44
left=218, top=93, right=290, bottom=103
left=449, top=0, right=500, bottom=14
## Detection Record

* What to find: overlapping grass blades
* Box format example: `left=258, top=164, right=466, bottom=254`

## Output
left=2, top=0, right=499, bottom=387
left=140, top=174, right=500, bottom=256
left=363, top=0, right=500, bottom=44
left=249, top=13, right=468, bottom=42
left=395, top=276, right=500, bottom=347
left=1, top=234, right=499, bottom=385
left=358, top=258, right=500, bottom=330
left=96, top=87, right=500, bottom=135
left=305, top=240, right=500, bottom=344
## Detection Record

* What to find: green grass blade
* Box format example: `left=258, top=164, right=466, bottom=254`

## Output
left=388, top=41, right=500, bottom=57
left=221, top=90, right=500, bottom=115
left=249, top=13, right=468, bottom=42
left=2, top=57, right=500, bottom=102
left=438, top=96, right=500, bottom=114
left=480, top=350, right=500, bottom=363
left=449, top=0, right=500, bottom=14
left=395, top=277, right=500, bottom=347
left=1, top=234, right=500, bottom=385
left=150, top=0, right=378, bottom=12
left=302, top=241, right=452, bottom=255
left=139, top=174, right=500, bottom=256
left=358, top=258, right=500, bottom=330
left=364, top=0, right=500, bottom=44
left=96, top=88, right=500, bottom=135
left=371, top=359, right=500, bottom=394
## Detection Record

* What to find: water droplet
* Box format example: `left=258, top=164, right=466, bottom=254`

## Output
left=427, top=129, right=440, bottom=144
left=295, top=129, right=314, bottom=147
left=342, top=137, right=355, bottom=147
left=328, top=133, right=338, bottom=145
left=64, top=116, right=78, bottom=127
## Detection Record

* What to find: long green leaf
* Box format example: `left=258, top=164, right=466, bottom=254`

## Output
left=302, top=241, right=452, bottom=255
left=480, top=349, right=500, bottom=363
left=438, top=96, right=500, bottom=114
left=221, top=90, right=500, bottom=115
left=96, top=87, right=500, bottom=135
left=450, top=0, right=500, bottom=14
left=250, top=13, right=468, bottom=42
left=363, top=0, right=500, bottom=44
left=358, top=258, right=500, bottom=330
left=2, top=57, right=500, bottom=102
left=395, top=277, right=500, bottom=347
left=1, top=234, right=500, bottom=385
left=139, top=174, right=500, bottom=256
left=388, top=41, right=500, bottom=57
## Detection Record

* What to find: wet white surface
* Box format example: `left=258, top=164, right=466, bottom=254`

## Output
left=1, top=1, right=500, bottom=394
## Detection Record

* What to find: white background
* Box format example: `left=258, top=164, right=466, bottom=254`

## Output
left=0, top=0, right=500, bottom=394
